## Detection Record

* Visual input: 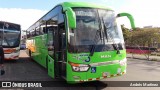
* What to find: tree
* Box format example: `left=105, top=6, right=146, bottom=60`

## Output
left=123, top=26, right=160, bottom=60
left=121, top=24, right=131, bottom=41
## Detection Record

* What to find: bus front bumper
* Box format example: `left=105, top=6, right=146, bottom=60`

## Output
left=4, top=52, right=20, bottom=60
left=67, top=61, right=127, bottom=83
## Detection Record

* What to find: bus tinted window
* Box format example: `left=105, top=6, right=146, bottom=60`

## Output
left=0, top=21, right=21, bottom=47
left=30, top=29, right=36, bottom=37
left=58, top=12, right=64, bottom=24
left=27, top=31, right=30, bottom=38
left=36, top=27, right=40, bottom=35
left=0, top=22, right=20, bottom=31
left=47, top=16, right=58, bottom=57
left=40, top=23, right=46, bottom=35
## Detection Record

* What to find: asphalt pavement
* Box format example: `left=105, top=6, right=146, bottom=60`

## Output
left=0, top=50, right=160, bottom=90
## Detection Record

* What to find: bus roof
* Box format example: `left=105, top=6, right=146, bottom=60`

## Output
left=61, top=2, right=112, bottom=10
left=26, top=2, right=113, bottom=31
left=0, top=21, right=20, bottom=26
left=0, top=21, right=21, bottom=30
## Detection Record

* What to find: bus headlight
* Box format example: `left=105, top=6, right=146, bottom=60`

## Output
left=69, top=62, right=90, bottom=72
left=119, top=58, right=127, bottom=66
left=72, top=66, right=89, bottom=72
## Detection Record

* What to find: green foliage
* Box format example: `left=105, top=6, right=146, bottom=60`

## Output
left=121, top=24, right=131, bottom=41
left=122, top=26, right=160, bottom=48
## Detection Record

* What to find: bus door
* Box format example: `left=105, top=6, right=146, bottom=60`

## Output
left=53, top=13, right=66, bottom=78
left=47, top=14, right=65, bottom=78
left=56, top=11, right=67, bottom=78
left=47, top=16, right=58, bottom=78
left=47, top=11, right=66, bottom=79
left=58, top=23, right=66, bottom=78
left=54, top=22, right=66, bottom=78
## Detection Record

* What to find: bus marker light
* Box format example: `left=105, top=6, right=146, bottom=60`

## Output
left=110, top=75, right=114, bottom=77
left=96, top=77, right=100, bottom=80
left=79, top=80, right=84, bottom=82
left=117, top=73, right=121, bottom=76
left=103, top=76, right=107, bottom=78
left=88, top=78, right=92, bottom=81
left=122, top=72, right=125, bottom=74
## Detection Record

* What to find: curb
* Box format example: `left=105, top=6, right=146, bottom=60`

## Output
left=127, top=56, right=160, bottom=62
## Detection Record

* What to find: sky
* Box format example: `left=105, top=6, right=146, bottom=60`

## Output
left=0, top=0, right=159, bottom=30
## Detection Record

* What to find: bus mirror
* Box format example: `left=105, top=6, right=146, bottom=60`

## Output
left=116, top=12, right=135, bottom=29
left=65, top=8, right=76, bottom=29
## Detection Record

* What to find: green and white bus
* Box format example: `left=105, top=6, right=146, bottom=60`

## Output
left=26, top=2, right=135, bottom=83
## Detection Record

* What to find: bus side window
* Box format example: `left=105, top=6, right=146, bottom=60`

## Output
left=45, top=27, right=49, bottom=34
left=47, top=28, right=54, bottom=57
left=36, top=27, right=40, bottom=36
left=27, top=31, right=30, bottom=38
left=30, top=31, right=32, bottom=37
left=47, top=16, right=58, bottom=57
left=40, top=26, right=44, bottom=35
left=59, top=24, right=66, bottom=49
left=58, top=11, right=65, bottom=49
left=31, top=29, right=36, bottom=37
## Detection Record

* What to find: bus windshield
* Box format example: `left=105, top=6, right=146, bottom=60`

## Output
left=68, top=8, right=124, bottom=53
left=0, top=22, right=21, bottom=47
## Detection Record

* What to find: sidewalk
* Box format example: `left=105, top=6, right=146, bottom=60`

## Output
left=127, top=54, right=160, bottom=61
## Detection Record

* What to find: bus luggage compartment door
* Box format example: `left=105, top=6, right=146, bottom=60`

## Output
left=47, top=55, right=54, bottom=78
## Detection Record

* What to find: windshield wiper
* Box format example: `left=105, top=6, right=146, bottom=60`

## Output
left=89, top=29, right=102, bottom=56
left=102, top=18, right=120, bottom=54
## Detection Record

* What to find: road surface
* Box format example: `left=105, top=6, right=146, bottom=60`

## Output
left=0, top=50, right=160, bottom=90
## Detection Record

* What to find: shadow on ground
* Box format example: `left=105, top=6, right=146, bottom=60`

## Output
left=1, top=56, right=108, bottom=90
